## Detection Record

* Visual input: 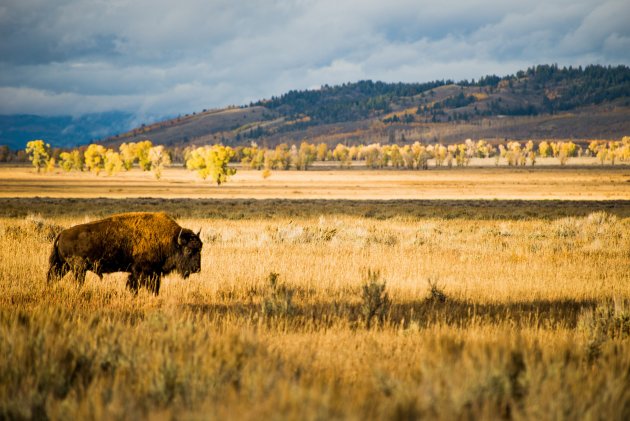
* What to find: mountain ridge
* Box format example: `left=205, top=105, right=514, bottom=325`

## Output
left=101, top=64, right=630, bottom=148
left=2, top=64, right=629, bottom=149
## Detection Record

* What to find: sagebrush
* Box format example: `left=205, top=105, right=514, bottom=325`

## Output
left=1, top=204, right=629, bottom=420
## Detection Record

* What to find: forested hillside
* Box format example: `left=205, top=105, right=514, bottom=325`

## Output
left=257, top=64, right=630, bottom=124
left=256, top=80, right=448, bottom=123
left=103, top=64, right=630, bottom=148
left=2, top=64, right=629, bottom=150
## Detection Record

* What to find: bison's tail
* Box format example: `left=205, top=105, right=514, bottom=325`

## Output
left=47, top=233, right=65, bottom=283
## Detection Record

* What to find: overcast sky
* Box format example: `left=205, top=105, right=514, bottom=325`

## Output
left=1, top=0, right=629, bottom=121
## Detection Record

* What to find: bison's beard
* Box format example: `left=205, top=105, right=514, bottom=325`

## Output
left=176, top=263, right=200, bottom=279
left=163, top=254, right=201, bottom=279
left=181, top=266, right=201, bottom=279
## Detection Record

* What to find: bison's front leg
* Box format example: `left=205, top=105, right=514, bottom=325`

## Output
left=132, top=266, right=161, bottom=295
left=142, top=273, right=161, bottom=295
left=126, top=273, right=139, bottom=294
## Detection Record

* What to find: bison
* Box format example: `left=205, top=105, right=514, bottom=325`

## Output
left=47, top=212, right=202, bottom=295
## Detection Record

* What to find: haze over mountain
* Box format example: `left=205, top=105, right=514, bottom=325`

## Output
left=0, top=112, right=136, bottom=149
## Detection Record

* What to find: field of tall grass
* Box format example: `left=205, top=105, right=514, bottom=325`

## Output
left=1, top=200, right=629, bottom=420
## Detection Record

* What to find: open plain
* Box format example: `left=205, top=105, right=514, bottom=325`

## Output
left=1, top=163, right=630, bottom=200
left=1, top=165, right=629, bottom=420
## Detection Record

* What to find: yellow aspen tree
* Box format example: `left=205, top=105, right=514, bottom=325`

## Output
left=25, top=140, right=51, bottom=173
left=84, top=144, right=107, bottom=175
left=389, top=144, right=403, bottom=168
left=119, top=142, right=137, bottom=170
left=333, top=144, right=351, bottom=168
left=186, top=145, right=236, bottom=185
left=135, top=140, right=153, bottom=171
left=59, top=152, right=74, bottom=172
left=59, top=149, right=84, bottom=172
left=538, top=141, right=551, bottom=157
left=45, top=157, right=56, bottom=172
left=104, top=149, right=123, bottom=175
left=401, top=145, right=415, bottom=169
left=435, top=144, right=447, bottom=167
left=148, top=145, right=171, bottom=180
left=316, top=143, right=328, bottom=161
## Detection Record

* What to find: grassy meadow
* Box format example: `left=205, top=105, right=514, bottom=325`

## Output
left=1, top=167, right=630, bottom=420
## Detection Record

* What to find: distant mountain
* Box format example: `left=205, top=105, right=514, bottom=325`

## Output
left=2, top=64, right=629, bottom=150
left=103, top=64, right=630, bottom=148
left=0, top=112, right=136, bottom=149
left=258, top=64, right=630, bottom=122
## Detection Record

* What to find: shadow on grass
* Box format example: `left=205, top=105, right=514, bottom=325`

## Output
left=183, top=297, right=597, bottom=329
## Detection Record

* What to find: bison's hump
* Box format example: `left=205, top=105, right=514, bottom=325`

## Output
left=59, top=212, right=182, bottom=259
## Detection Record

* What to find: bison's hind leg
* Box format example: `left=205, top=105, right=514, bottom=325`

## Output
left=72, top=268, right=87, bottom=284
left=65, top=257, right=88, bottom=285
left=47, top=261, right=69, bottom=283
left=126, top=273, right=139, bottom=294
left=47, top=238, right=69, bottom=283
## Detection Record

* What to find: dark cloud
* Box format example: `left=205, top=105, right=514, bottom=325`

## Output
left=0, top=0, right=628, bottom=118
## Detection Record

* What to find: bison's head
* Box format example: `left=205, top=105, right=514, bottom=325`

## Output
left=173, top=228, right=203, bottom=278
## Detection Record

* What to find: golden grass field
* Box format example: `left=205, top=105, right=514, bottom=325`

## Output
left=1, top=165, right=629, bottom=420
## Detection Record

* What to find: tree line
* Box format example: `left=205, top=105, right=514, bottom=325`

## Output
left=23, top=140, right=235, bottom=185
left=232, top=138, right=629, bottom=171
left=21, top=137, right=630, bottom=185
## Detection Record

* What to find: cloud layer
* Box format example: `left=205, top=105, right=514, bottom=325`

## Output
left=1, top=0, right=629, bottom=120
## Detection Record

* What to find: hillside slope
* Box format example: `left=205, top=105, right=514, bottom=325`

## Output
left=102, top=64, right=630, bottom=148
left=2, top=64, right=627, bottom=150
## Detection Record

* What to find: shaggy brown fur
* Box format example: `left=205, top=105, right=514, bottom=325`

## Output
left=47, top=212, right=202, bottom=294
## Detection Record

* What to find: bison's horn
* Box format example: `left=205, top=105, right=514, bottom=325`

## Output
left=196, top=229, right=201, bottom=237
left=177, top=228, right=185, bottom=245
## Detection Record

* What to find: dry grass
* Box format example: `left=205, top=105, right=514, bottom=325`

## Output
left=1, top=202, right=629, bottom=420
left=1, top=165, right=629, bottom=200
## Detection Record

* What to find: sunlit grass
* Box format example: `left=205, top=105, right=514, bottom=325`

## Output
left=0, top=202, right=629, bottom=419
